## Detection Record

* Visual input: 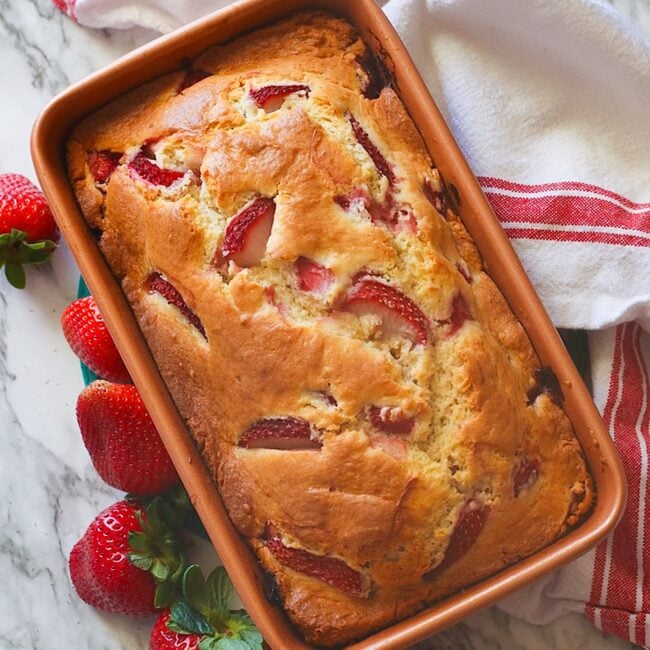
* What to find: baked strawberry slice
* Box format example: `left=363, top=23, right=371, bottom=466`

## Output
left=334, top=187, right=371, bottom=214
left=341, top=276, right=429, bottom=345
left=129, top=152, right=185, bottom=187
left=438, top=293, right=473, bottom=336
left=249, top=84, right=310, bottom=111
left=239, top=417, right=321, bottom=450
left=348, top=114, right=395, bottom=185
left=335, top=188, right=389, bottom=227
left=88, top=150, right=122, bottom=184
left=456, top=261, right=473, bottom=284
left=369, top=433, right=408, bottom=459
left=513, top=455, right=541, bottom=496
left=295, top=256, right=334, bottom=293
left=425, top=497, right=490, bottom=579
left=221, top=197, right=275, bottom=268
left=368, top=405, right=414, bottom=435
left=319, top=390, right=338, bottom=407
left=423, top=178, right=448, bottom=215
left=147, top=272, right=206, bottom=337
left=265, top=536, right=366, bottom=596
left=61, top=296, right=131, bottom=383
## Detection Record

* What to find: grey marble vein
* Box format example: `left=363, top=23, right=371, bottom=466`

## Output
left=1, top=0, right=649, bottom=648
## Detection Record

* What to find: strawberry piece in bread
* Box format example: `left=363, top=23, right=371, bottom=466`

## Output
left=265, top=535, right=367, bottom=596
left=341, top=275, right=429, bottom=345
left=222, top=197, right=275, bottom=268
left=249, top=84, right=310, bottom=111
left=239, top=417, right=321, bottom=450
left=147, top=272, right=206, bottom=337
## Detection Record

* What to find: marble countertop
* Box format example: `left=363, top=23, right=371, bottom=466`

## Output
left=0, top=1, right=646, bottom=648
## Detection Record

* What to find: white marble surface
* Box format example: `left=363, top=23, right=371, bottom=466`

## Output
left=0, top=0, right=647, bottom=648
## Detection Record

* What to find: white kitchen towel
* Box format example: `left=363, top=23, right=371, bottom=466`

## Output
left=53, top=0, right=650, bottom=645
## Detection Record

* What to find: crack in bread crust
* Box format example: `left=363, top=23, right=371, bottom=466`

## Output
left=67, top=11, right=593, bottom=647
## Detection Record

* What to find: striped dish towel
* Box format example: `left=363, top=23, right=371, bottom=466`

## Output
left=54, top=0, right=650, bottom=644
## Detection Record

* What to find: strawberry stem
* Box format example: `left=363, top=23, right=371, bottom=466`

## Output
left=126, top=488, right=192, bottom=609
left=0, top=228, right=57, bottom=289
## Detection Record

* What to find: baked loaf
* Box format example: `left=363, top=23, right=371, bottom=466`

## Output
left=67, top=12, right=593, bottom=646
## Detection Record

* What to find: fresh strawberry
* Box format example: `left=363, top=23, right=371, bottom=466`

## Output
left=69, top=496, right=187, bottom=617
left=425, top=497, right=490, bottom=579
left=238, top=417, right=321, bottom=450
left=221, top=198, right=275, bottom=268
left=76, top=380, right=179, bottom=495
left=150, top=565, right=263, bottom=649
left=129, top=153, right=185, bottom=187
left=147, top=272, right=206, bottom=337
left=295, top=256, right=334, bottom=293
left=0, top=174, right=58, bottom=288
left=513, top=455, right=541, bottom=496
left=51, top=0, right=74, bottom=14
left=348, top=114, right=395, bottom=185
left=341, top=275, right=429, bottom=345
left=61, top=296, right=131, bottom=383
left=265, top=535, right=366, bottom=596
left=88, top=150, right=122, bottom=184
left=150, top=610, right=201, bottom=650
left=249, top=84, right=310, bottom=111
left=437, top=293, right=473, bottom=336
left=367, top=405, right=414, bottom=435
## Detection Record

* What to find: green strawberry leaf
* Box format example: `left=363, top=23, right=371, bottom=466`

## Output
left=183, top=564, right=210, bottom=617
left=213, top=639, right=252, bottom=650
left=151, top=559, right=171, bottom=582
left=199, top=638, right=220, bottom=650
left=170, top=599, right=213, bottom=636
left=128, top=552, right=153, bottom=571
left=128, top=531, right=151, bottom=553
left=5, top=263, right=25, bottom=289
left=154, top=579, right=176, bottom=609
left=206, top=566, right=233, bottom=614
left=23, top=240, right=54, bottom=251
left=144, top=497, right=164, bottom=531
left=24, top=243, right=56, bottom=264
left=227, top=611, right=263, bottom=647
left=125, top=494, right=190, bottom=609
left=239, top=629, right=264, bottom=649
left=0, top=230, right=56, bottom=277
left=162, top=484, right=193, bottom=528
left=2, top=229, right=27, bottom=245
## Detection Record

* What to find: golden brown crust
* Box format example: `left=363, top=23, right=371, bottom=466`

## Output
left=67, top=11, right=593, bottom=646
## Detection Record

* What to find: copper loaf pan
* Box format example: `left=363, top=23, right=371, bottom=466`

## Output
left=31, top=0, right=626, bottom=646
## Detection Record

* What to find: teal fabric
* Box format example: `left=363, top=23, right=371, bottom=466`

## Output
left=77, top=276, right=98, bottom=386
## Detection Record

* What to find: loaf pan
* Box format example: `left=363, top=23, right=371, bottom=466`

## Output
left=31, top=0, right=626, bottom=646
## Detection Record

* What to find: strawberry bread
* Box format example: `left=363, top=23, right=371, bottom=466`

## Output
left=66, top=12, right=593, bottom=646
